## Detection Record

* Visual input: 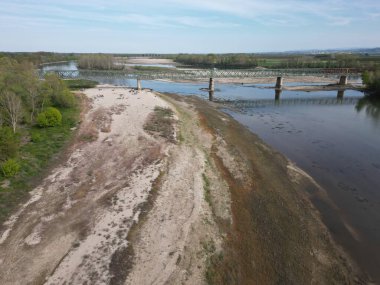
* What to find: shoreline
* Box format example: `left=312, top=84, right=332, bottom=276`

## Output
left=0, top=85, right=367, bottom=284
left=162, top=92, right=366, bottom=284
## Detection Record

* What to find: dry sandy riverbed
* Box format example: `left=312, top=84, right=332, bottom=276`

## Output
left=0, top=86, right=366, bottom=284
left=0, top=86, right=224, bottom=284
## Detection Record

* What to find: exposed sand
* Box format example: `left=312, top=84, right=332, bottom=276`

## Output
left=117, top=57, right=177, bottom=66
left=0, top=85, right=364, bottom=284
left=0, top=86, right=223, bottom=285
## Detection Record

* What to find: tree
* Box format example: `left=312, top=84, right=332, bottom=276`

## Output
left=41, top=74, right=74, bottom=108
left=0, top=91, right=22, bottom=133
left=362, top=69, right=380, bottom=95
left=0, top=127, right=19, bottom=161
left=24, top=73, right=40, bottom=122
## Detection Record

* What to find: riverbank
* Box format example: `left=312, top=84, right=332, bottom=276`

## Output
left=0, top=86, right=366, bottom=284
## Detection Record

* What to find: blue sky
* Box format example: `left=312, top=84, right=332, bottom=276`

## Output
left=0, top=0, right=379, bottom=53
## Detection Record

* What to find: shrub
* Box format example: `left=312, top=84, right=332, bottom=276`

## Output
left=53, top=89, right=75, bottom=108
left=30, top=132, right=42, bottom=142
left=37, top=107, right=62, bottom=127
left=1, top=159, right=20, bottom=178
left=362, top=69, right=380, bottom=95
left=0, top=127, right=19, bottom=161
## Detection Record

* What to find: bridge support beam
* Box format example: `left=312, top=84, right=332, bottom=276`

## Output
left=339, top=75, right=348, bottom=86
left=209, top=78, right=215, bottom=92
left=137, top=79, right=142, bottom=91
left=275, top=77, right=283, bottom=89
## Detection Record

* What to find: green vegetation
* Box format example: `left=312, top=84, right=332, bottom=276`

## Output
left=78, top=54, right=120, bottom=70
left=64, top=79, right=98, bottom=90
left=0, top=127, right=19, bottom=161
left=362, top=69, right=380, bottom=95
left=37, top=107, right=62, bottom=127
left=143, top=106, right=175, bottom=142
left=1, top=159, right=20, bottom=178
left=132, top=65, right=175, bottom=72
left=175, top=53, right=380, bottom=69
left=0, top=52, right=77, bottom=66
left=0, top=57, right=81, bottom=223
left=202, top=173, right=212, bottom=206
left=176, top=54, right=259, bottom=69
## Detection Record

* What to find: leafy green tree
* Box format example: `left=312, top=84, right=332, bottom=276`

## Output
left=78, top=54, right=116, bottom=70
left=0, top=127, right=19, bottom=161
left=0, top=91, right=22, bottom=133
left=41, top=74, right=74, bottom=108
left=362, top=69, right=380, bottom=95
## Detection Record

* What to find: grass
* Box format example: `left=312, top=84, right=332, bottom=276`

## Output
left=143, top=106, right=175, bottom=142
left=64, top=79, right=98, bottom=90
left=0, top=100, right=81, bottom=224
left=132, top=66, right=175, bottom=72
left=202, top=173, right=212, bottom=206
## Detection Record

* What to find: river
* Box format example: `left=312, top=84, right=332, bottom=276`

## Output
left=42, top=62, right=380, bottom=282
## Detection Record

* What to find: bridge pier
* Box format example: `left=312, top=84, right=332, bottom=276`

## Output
left=337, top=90, right=344, bottom=99
left=339, top=75, right=348, bottom=86
left=137, top=79, right=142, bottom=91
left=275, top=89, right=282, bottom=101
left=275, top=77, right=283, bottom=89
left=209, top=78, right=215, bottom=92
left=209, top=91, right=214, bottom=101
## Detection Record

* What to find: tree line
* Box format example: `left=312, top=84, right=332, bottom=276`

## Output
left=0, top=52, right=77, bottom=66
left=175, top=53, right=380, bottom=69
left=0, top=57, right=75, bottom=177
left=175, top=54, right=259, bottom=69
left=78, top=54, right=121, bottom=70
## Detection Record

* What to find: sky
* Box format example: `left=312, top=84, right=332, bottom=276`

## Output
left=0, top=0, right=380, bottom=53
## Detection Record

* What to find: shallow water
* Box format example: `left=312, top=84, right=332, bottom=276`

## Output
left=124, top=63, right=176, bottom=68
left=43, top=63, right=380, bottom=282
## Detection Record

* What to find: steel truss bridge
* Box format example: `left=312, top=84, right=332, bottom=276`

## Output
left=39, top=68, right=360, bottom=81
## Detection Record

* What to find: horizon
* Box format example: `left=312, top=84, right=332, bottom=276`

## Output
left=1, top=0, right=380, bottom=53
left=1, top=46, right=380, bottom=55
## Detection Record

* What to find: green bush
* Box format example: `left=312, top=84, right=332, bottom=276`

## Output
left=30, top=132, right=42, bottom=142
left=0, top=127, right=19, bottom=161
left=1, top=159, right=20, bottom=178
left=53, top=89, right=75, bottom=108
left=362, top=70, right=380, bottom=95
left=37, top=107, right=62, bottom=127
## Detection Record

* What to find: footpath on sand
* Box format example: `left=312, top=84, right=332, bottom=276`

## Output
left=0, top=86, right=365, bottom=284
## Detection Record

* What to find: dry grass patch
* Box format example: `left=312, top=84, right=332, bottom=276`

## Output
left=144, top=106, right=175, bottom=142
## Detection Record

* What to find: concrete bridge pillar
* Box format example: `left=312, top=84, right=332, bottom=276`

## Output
left=209, top=78, right=215, bottom=92
left=209, top=91, right=214, bottom=102
left=275, top=77, right=283, bottom=89
left=275, top=89, right=282, bottom=101
left=339, top=75, right=348, bottom=85
left=337, top=90, right=344, bottom=99
left=137, top=78, right=142, bottom=91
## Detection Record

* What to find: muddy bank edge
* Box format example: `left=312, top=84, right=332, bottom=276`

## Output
left=161, top=92, right=367, bottom=285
